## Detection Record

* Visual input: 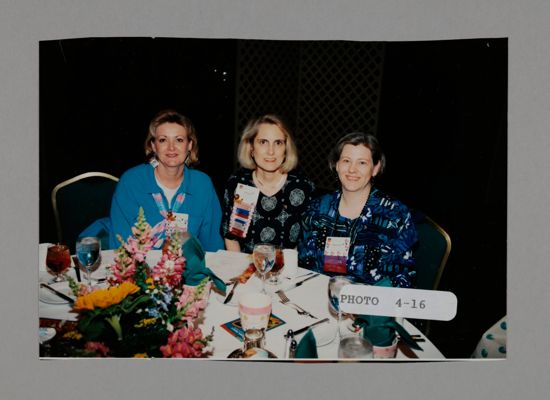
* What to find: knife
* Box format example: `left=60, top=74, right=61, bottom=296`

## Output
left=278, top=273, right=320, bottom=292
left=71, top=256, right=81, bottom=282
left=284, top=318, right=329, bottom=338
left=223, top=281, right=239, bottom=304
left=40, top=283, right=75, bottom=304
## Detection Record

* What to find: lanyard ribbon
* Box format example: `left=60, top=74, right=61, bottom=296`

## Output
left=150, top=192, right=186, bottom=247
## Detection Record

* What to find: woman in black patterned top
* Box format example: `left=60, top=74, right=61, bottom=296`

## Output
left=221, top=115, right=315, bottom=253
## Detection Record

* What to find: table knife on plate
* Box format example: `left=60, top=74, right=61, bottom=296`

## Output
left=40, top=283, right=75, bottom=304
left=223, top=281, right=239, bottom=304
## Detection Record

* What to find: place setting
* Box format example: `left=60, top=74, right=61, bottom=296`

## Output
left=38, top=232, right=444, bottom=359
left=39, top=238, right=111, bottom=307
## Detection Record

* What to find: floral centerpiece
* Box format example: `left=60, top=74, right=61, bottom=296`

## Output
left=62, top=208, right=213, bottom=358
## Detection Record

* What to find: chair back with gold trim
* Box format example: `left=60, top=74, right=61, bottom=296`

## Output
left=413, top=214, right=451, bottom=291
left=411, top=212, right=451, bottom=336
left=52, top=172, right=119, bottom=252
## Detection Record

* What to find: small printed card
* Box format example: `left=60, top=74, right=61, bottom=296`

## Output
left=323, top=236, right=351, bottom=274
left=220, top=314, right=286, bottom=341
left=229, top=184, right=260, bottom=238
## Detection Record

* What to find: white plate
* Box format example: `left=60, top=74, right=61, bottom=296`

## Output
left=213, top=278, right=264, bottom=307
left=39, top=281, right=73, bottom=305
left=296, top=318, right=338, bottom=347
left=39, top=327, right=56, bottom=344
left=214, top=288, right=239, bottom=307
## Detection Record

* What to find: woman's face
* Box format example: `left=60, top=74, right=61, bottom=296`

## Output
left=151, top=122, right=193, bottom=169
left=336, top=144, right=381, bottom=193
left=251, top=123, right=286, bottom=173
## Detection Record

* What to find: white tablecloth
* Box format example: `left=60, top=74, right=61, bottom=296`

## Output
left=38, top=247, right=445, bottom=360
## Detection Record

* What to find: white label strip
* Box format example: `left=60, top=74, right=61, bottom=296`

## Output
left=339, top=284, right=457, bottom=321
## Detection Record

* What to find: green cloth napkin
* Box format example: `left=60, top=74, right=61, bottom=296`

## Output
left=181, top=235, right=226, bottom=292
left=353, top=277, right=423, bottom=351
left=295, top=329, right=318, bottom=359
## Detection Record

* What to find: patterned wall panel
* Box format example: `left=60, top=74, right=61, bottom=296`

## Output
left=236, top=40, right=385, bottom=190
left=234, top=40, right=300, bottom=156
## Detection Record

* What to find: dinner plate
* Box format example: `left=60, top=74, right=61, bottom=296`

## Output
left=296, top=318, right=338, bottom=347
left=213, top=283, right=257, bottom=307
left=39, top=281, right=73, bottom=305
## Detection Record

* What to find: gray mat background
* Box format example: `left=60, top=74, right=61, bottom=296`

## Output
left=1, top=1, right=548, bottom=399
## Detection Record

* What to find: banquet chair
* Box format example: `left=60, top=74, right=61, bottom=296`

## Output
left=51, top=172, right=119, bottom=253
left=410, top=211, right=452, bottom=335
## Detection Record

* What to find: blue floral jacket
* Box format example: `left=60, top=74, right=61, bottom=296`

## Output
left=297, top=188, right=417, bottom=288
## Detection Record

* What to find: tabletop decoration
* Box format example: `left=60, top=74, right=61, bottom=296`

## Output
left=61, top=207, right=213, bottom=358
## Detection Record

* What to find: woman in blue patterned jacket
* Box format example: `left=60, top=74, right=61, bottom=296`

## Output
left=298, top=132, right=417, bottom=288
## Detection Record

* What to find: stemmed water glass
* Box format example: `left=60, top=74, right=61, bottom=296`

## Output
left=252, top=243, right=275, bottom=294
left=328, top=275, right=355, bottom=342
left=45, top=244, right=71, bottom=283
left=76, top=236, right=101, bottom=287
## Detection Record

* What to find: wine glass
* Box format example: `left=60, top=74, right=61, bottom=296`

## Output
left=328, top=275, right=355, bottom=341
left=45, top=244, right=71, bottom=282
left=267, top=246, right=284, bottom=286
left=76, top=236, right=101, bottom=286
left=252, top=243, right=275, bottom=294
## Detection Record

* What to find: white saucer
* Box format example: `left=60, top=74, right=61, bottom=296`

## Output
left=39, top=281, right=73, bottom=305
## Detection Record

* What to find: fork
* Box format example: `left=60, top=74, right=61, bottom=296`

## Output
left=277, top=290, right=318, bottom=319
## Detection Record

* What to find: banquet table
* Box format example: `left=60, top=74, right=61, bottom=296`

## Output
left=38, top=246, right=445, bottom=360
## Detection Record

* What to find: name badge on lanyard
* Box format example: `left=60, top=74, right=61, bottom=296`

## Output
left=166, top=212, right=189, bottom=235
left=229, top=183, right=260, bottom=238
left=323, top=236, right=351, bottom=274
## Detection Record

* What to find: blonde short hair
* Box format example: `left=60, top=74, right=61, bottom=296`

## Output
left=144, top=109, right=200, bottom=167
left=237, top=114, right=298, bottom=173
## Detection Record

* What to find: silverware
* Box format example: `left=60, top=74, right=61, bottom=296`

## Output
left=279, top=273, right=320, bottom=292
left=284, top=318, right=329, bottom=338
left=223, top=281, right=239, bottom=304
left=71, top=256, right=81, bottom=282
left=398, top=333, right=425, bottom=343
left=277, top=290, right=317, bottom=319
left=284, top=272, right=314, bottom=280
left=40, top=283, right=75, bottom=304
left=278, top=300, right=312, bottom=317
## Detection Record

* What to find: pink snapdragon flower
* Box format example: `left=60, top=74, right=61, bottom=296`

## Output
left=84, top=341, right=110, bottom=357
left=152, top=253, right=185, bottom=287
left=160, top=326, right=207, bottom=358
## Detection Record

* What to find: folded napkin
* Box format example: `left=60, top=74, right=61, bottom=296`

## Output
left=295, top=329, right=318, bottom=359
left=79, top=217, right=112, bottom=251
left=353, top=277, right=422, bottom=351
left=182, top=235, right=226, bottom=292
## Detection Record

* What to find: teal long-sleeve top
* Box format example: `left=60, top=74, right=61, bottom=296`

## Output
left=109, top=163, right=224, bottom=252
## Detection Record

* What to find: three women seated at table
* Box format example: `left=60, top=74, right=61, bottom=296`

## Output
left=108, top=110, right=417, bottom=288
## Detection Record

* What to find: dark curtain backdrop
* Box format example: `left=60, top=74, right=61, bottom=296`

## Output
left=39, top=37, right=507, bottom=358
